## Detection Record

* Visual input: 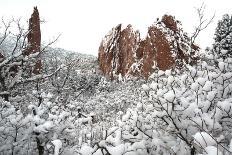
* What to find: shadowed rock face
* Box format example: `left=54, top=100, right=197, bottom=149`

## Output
left=98, top=15, right=199, bottom=79
left=25, top=7, right=42, bottom=74
left=98, top=24, right=140, bottom=79
left=98, top=24, right=121, bottom=77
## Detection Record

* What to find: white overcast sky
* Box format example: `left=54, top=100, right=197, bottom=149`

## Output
left=0, top=0, right=231, bottom=56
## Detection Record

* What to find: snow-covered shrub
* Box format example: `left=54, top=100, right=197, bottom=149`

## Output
left=0, top=90, right=102, bottom=155
left=78, top=51, right=232, bottom=155
left=0, top=98, right=33, bottom=154
left=42, top=47, right=100, bottom=106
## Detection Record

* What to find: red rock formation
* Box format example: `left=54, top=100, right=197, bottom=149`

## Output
left=140, top=26, right=174, bottom=77
left=98, top=24, right=121, bottom=78
left=27, top=7, right=41, bottom=55
left=98, top=14, right=199, bottom=79
left=98, top=24, right=140, bottom=79
left=161, top=15, right=178, bottom=32
left=25, top=6, right=42, bottom=74
left=118, top=25, right=140, bottom=76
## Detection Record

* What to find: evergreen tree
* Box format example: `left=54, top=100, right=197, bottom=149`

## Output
left=213, top=14, right=232, bottom=58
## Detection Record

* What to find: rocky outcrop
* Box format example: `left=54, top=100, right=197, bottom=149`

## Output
left=27, top=7, right=41, bottom=54
left=98, top=24, right=140, bottom=78
left=25, top=6, right=42, bottom=74
left=98, top=15, right=199, bottom=79
left=140, top=26, right=174, bottom=77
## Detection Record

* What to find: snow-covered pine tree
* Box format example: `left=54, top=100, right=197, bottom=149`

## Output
left=213, top=14, right=232, bottom=59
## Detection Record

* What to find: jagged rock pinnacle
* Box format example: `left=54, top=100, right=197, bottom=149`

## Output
left=98, top=15, right=199, bottom=79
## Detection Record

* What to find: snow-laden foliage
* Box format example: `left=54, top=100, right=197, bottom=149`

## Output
left=41, top=47, right=100, bottom=105
left=0, top=73, right=142, bottom=155
left=0, top=29, right=142, bottom=154
left=76, top=51, right=232, bottom=155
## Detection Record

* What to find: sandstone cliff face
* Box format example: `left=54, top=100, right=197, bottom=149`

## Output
left=98, top=24, right=140, bottom=79
left=25, top=6, right=42, bottom=74
left=98, top=15, right=199, bottom=79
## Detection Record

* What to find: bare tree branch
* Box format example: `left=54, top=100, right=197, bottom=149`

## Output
left=191, top=3, right=215, bottom=46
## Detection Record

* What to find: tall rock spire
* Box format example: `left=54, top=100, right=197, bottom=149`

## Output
left=28, top=6, right=41, bottom=54
left=25, top=6, right=42, bottom=74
